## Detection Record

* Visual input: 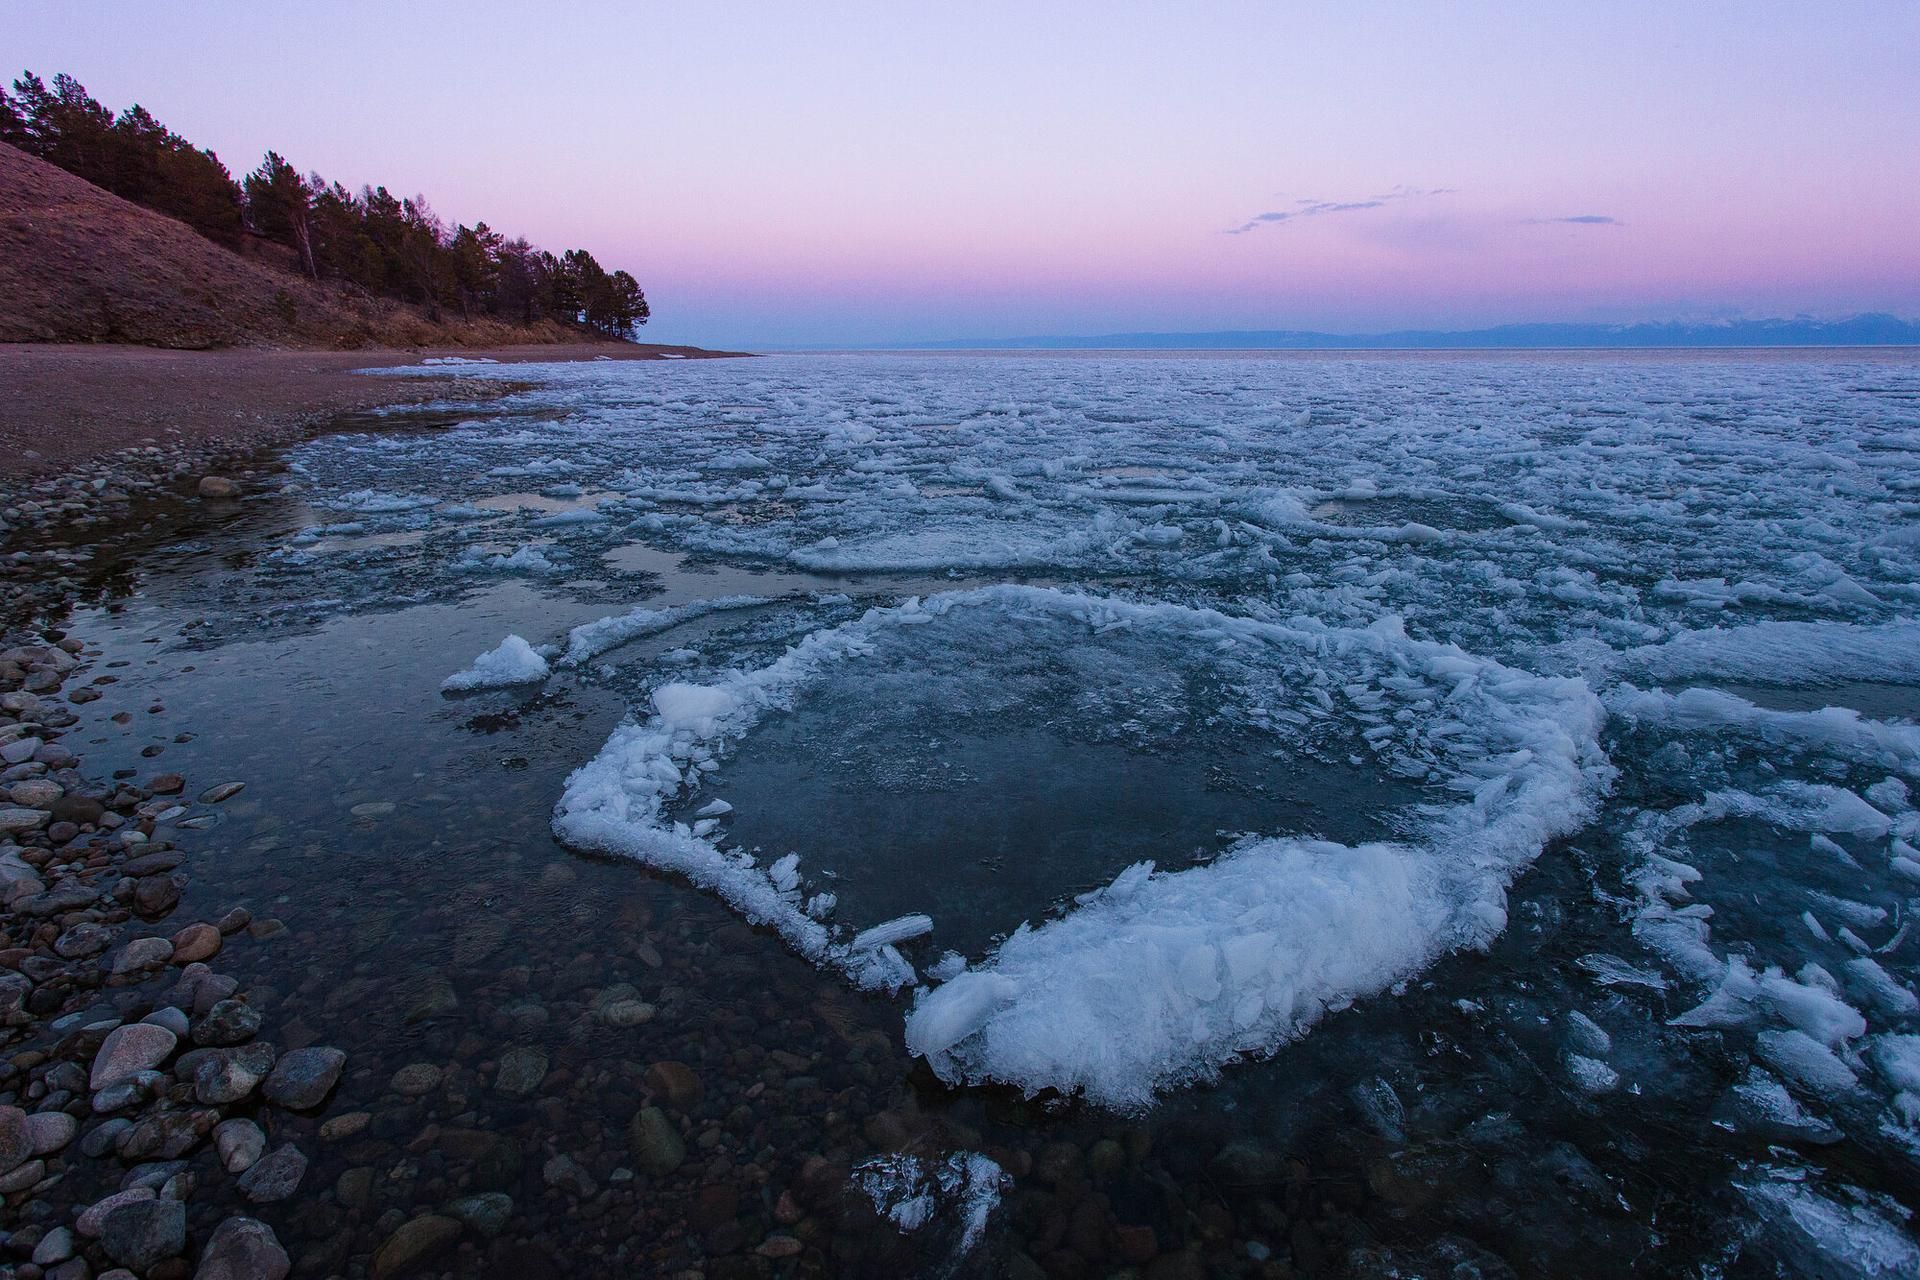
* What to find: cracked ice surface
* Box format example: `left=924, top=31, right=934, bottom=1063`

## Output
left=284, top=352, right=1920, bottom=1270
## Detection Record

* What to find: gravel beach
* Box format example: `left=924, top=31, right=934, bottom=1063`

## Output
left=0, top=344, right=748, bottom=481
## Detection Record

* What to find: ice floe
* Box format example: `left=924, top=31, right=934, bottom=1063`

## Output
left=442, top=635, right=552, bottom=691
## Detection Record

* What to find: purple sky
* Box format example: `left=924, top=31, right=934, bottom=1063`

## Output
left=6, top=2, right=1917, bottom=347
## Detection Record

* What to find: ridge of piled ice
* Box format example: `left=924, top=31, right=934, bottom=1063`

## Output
left=1734, top=1170, right=1920, bottom=1278
left=905, top=640, right=1606, bottom=1107
left=560, top=596, right=773, bottom=667
left=441, top=635, right=552, bottom=691
left=1620, top=621, right=1920, bottom=688
left=555, top=584, right=1609, bottom=1106
left=1608, top=685, right=1920, bottom=775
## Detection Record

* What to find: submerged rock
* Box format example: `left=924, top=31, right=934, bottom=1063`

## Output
left=215, top=1117, right=267, bottom=1173
left=628, top=1105, right=685, bottom=1175
left=445, top=1192, right=513, bottom=1237
left=194, top=1215, right=290, bottom=1280
left=78, top=1187, right=156, bottom=1237
left=390, top=1062, right=443, bottom=1096
left=371, top=1213, right=461, bottom=1279
left=237, top=1142, right=306, bottom=1203
left=193, top=999, right=263, bottom=1046
left=25, top=1110, right=76, bottom=1156
left=645, top=1059, right=703, bottom=1111
left=262, top=1046, right=345, bottom=1110
left=0, top=1105, right=31, bottom=1173
left=170, top=921, right=223, bottom=963
left=100, top=1198, right=186, bottom=1270
left=493, top=1045, right=547, bottom=1097
left=109, top=935, right=173, bottom=973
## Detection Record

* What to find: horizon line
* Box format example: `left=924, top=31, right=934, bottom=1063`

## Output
left=745, top=313, right=1920, bottom=353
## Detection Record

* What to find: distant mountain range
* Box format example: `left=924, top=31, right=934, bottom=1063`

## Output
left=881, top=314, right=1920, bottom=351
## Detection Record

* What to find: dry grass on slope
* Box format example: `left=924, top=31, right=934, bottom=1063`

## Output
left=0, top=143, right=609, bottom=350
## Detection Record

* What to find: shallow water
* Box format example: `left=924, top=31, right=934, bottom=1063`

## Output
left=25, top=350, right=1920, bottom=1277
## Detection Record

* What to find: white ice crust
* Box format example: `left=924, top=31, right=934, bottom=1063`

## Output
left=555, top=584, right=1609, bottom=1109
left=442, top=635, right=552, bottom=691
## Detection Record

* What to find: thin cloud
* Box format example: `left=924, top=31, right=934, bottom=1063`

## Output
left=1226, top=186, right=1454, bottom=235
left=1527, top=214, right=1622, bottom=225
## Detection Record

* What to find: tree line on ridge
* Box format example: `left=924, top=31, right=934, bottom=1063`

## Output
left=1, top=72, right=649, bottom=337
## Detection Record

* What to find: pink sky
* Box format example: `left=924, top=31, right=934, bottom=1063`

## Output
left=5, top=1, right=1917, bottom=345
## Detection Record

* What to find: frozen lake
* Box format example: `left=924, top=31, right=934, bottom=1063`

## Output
left=63, top=351, right=1920, bottom=1275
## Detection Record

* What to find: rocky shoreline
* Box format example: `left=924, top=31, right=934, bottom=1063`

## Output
left=0, top=446, right=953, bottom=1280
left=2, top=617, right=324, bottom=1278
left=3, top=445, right=246, bottom=620
left=1, top=411, right=1508, bottom=1280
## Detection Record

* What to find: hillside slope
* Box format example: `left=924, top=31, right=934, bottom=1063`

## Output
left=0, top=143, right=607, bottom=349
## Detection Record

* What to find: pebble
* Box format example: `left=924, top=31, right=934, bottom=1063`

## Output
left=236, top=1142, right=306, bottom=1202
left=543, top=1152, right=597, bottom=1197
left=50, top=794, right=105, bottom=826
left=757, top=1234, right=804, bottom=1259
left=628, top=1106, right=685, bottom=1175
left=134, top=873, right=182, bottom=915
left=335, top=1167, right=375, bottom=1211
left=405, top=976, right=458, bottom=1022
left=81, top=1117, right=132, bottom=1158
left=123, top=1159, right=192, bottom=1193
left=0, top=804, right=50, bottom=832
left=0, top=1156, right=46, bottom=1192
left=370, top=1213, right=461, bottom=1279
left=445, top=1192, right=513, bottom=1237
left=9, top=778, right=62, bottom=807
left=599, top=998, right=655, bottom=1026
left=319, top=1111, right=372, bottom=1142
left=196, top=475, right=241, bottom=499
left=116, top=1106, right=210, bottom=1160
left=100, top=1197, right=186, bottom=1270
left=78, top=1187, right=156, bottom=1237
left=645, top=1060, right=704, bottom=1111
left=169, top=921, right=222, bottom=963
left=0, top=1104, right=33, bottom=1172
left=390, top=1062, right=443, bottom=1096
left=32, top=1225, right=76, bottom=1265
left=121, top=850, right=183, bottom=877
left=196, top=1044, right=275, bottom=1104
left=192, top=999, right=263, bottom=1046
left=92, top=1078, right=152, bottom=1113
left=493, top=1045, right=547, bottom=1097
left=198, top=781, right=246, bottom=804
left=26, top=1110, right=77, bottom=1155
left=90, top=1023, right=178, bottom=1090
left=195, top=1216, right=291, bottom=1280
left=261, top=1045, right=345, bottom=1110
left=109, top=936, right=173, bottom=973
left=143, top=1006, right=191, bottom=1037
